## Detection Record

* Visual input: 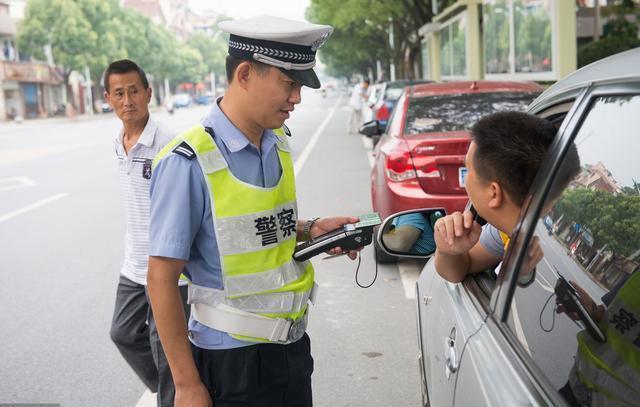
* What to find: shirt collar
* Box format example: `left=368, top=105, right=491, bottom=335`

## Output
left=116, top=114, right=157, bottom=148
left=201, top=97, right=278, bottom=154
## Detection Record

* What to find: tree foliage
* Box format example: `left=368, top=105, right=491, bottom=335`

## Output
left=555, top=188, right=640, bottom=257
left=306, top=0, right=451, bottom=79
left=17, top=0, right=217, bottom=88
left=577, top=2, right=640, bottom=67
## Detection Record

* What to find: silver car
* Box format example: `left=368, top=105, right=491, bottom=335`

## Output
left=376, top=47, right=640, bottom=406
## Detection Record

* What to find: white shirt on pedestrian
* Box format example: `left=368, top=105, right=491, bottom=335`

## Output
left=115, top=115, right=177, bottom=285
left=349, top=83, right=366, bottom=110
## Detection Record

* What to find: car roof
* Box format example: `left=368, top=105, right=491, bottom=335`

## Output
left=529, top=47, right=640, bottom=109
left=409, top=80, right=543, bottom=98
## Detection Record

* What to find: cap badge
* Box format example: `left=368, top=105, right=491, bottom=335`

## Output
left=310, top=32, right=330, bottom=52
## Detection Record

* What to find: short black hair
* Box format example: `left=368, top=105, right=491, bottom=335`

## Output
left=364, top=79, right=370, bottom=85
left=104, top=59, right=149, bottom=93
left=225, top=55, right=269, bottom=83
left=471, top=111, right=580, bottom=206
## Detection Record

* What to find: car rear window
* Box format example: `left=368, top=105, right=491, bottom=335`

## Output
left=404, top=92, right=539, bottom=135
left=385, top=81, right=430, bottom=101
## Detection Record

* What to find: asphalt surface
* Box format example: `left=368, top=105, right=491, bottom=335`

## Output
left=0, top=89, right=421, bottom=407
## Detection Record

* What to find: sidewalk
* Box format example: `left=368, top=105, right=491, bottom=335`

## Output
left=0, top=106, right=165, bottom=133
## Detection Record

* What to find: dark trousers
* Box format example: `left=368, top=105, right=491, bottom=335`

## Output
left=110, top=275, right=189, bottom=407
left=192, top=334, right=314, bottom=407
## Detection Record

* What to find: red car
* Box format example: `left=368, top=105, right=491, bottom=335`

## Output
left=363, top=81, right=543, bottom=260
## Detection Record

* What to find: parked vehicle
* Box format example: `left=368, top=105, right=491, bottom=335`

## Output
left=371, top=80, right=431, bottom=128
left=195, top=92, right=214, bottom=105
left=362, top=81, right=541, bottom=261
left=376, top=48, right=640, bottom=406
left=100, top=102, right=113, bottom=113
left=172, top=93, right=192, bottom=108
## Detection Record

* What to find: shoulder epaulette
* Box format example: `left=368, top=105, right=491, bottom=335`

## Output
left=172, top=141, right=196, bottom=160
left=283, top=123, right=292, bottom=137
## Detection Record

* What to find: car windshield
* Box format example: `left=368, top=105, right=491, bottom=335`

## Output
left=404, top=92, right=539, bottom=135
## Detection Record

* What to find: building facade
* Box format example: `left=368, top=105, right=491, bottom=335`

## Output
left=420, top=0, right=583, bottom=82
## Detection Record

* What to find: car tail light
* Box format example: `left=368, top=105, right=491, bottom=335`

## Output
left=419, top=164, right=441, bottom=178
left=376, top=103, right=390, bottom=121
left=383, top=149, right=417, bottom=182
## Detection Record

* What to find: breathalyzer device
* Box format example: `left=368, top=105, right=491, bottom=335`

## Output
left=293, top=213, right=382, bottom=261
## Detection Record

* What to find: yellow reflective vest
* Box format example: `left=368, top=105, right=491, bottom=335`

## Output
left=154, top=125, right=315, bottom=343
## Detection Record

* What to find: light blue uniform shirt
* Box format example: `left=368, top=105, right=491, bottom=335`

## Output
left=149, top=98, right=283, bottom=349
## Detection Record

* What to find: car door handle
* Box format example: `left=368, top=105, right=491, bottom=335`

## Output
left=444, top=328, right=458, bottom=379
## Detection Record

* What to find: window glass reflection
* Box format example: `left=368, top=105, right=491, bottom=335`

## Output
left=506, top=94, right=640, bottom=406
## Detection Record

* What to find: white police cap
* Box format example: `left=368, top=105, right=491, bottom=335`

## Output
left=219, top=15, right=333, bottom=89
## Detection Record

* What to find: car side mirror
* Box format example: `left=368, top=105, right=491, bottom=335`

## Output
left=359, top=120, right=383, bottom=137
left=376, top=208, right=446, bottom=258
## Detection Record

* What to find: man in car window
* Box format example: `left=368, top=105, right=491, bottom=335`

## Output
left=433, top=111, right=580, bottom=283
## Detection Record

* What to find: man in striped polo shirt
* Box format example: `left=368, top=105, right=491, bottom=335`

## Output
left=105, top=59, right=188, bottom=407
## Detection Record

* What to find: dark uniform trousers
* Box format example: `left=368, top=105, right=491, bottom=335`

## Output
left=191, top=333, right=314, bottom=407
left=110, top=275, right=189, bottom=407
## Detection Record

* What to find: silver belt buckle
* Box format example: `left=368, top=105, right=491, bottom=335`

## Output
left=287, top=313, right=307, bottom=342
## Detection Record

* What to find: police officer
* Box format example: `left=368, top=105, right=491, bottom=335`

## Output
left=147, top=16, right=360, bottom=407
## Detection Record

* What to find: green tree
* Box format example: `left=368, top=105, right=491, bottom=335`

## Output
left=306, top=0, right=451, bottom=79
left=187, top=31, right=227, bottom=79
left=578, top=1, right=640, bottom=67
left=17, top=0, right=95, bottom=103
left=556, top=188, right=640, bottom=258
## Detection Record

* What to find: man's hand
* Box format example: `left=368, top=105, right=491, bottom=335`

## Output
left=175, top=381, right=212, bottom=407
left=311, top=216, right=361, bottom=260
left=434, top=211, right=482, bottom=256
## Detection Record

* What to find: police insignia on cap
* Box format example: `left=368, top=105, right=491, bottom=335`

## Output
left=310, top=32, right=330, bottom=51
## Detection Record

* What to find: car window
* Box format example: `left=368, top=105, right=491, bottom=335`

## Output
left=404, top=92, right=539, bottom=135
left=385, top=92, right=406, bottom=137
left=505, top=94, right=640, bottom=406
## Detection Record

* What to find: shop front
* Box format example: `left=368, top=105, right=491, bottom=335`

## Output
left=0, top=61, right=65, bottom=120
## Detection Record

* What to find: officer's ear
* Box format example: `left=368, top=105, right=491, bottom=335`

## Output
left=235, top=61, right=253, bottom=90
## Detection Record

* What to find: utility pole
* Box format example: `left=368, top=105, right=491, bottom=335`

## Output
left=389, top=18, right=396, bottom=81
left=84, top=66, right=93, bottom=116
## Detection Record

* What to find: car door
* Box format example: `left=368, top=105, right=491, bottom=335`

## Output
left=458, top=82, right=640, bottom=406
left=416, top=258, right=489, bottom=406
left=415, top=95, right=584, bottom=407
left=448, top=92, right=587, bottom=406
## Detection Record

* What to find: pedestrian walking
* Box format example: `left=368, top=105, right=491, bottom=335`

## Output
left=105, top=59, right=188, bottom=407
left=347, top=78, right=370, bottom=134
left=146, top=16, right=363, bottom=407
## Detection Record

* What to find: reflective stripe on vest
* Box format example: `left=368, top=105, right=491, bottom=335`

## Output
left=571, top=272, right=640, bottom=405
left=154, top=125, right=314, bottom=342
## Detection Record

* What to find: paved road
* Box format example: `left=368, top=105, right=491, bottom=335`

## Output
left=0, top=88, right=421, bottom=407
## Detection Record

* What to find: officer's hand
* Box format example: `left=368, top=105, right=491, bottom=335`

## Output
left=434, top=211, right=482, bottom=256
left=175, top=381, right=212, bottom=407
left=311, top=216, right=362, bottom=260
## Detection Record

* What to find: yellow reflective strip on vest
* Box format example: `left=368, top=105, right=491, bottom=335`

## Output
left=209, top=148, right=296, bottom=217
left=223, top=259, right=308, bottom=297
left=215, top=202, right=298, bottom=255
left=574, top=273, right=640, bottom=403
left=499, top=230, right=510, bottom=251
left=153, top=135, right=184, bottom=169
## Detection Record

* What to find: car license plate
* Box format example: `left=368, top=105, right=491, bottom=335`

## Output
left=459, top=167, right=468, bottom=187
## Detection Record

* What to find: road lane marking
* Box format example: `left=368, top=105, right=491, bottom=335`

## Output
left=397, top=260, right=422, bottom=299
left=361, top=135, right=375, bottom=168
left=135, top=389, right=156, bottom=407
left=0, top=176, right=37, bottom=192
left=510, top=301, right=532, bottom=355
left=293, top=95, right=343, bottom=177
left=0, top=192, right=69, bottom=223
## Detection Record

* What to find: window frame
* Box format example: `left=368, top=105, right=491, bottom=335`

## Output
left=490, top=80, right=640, bottom=403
